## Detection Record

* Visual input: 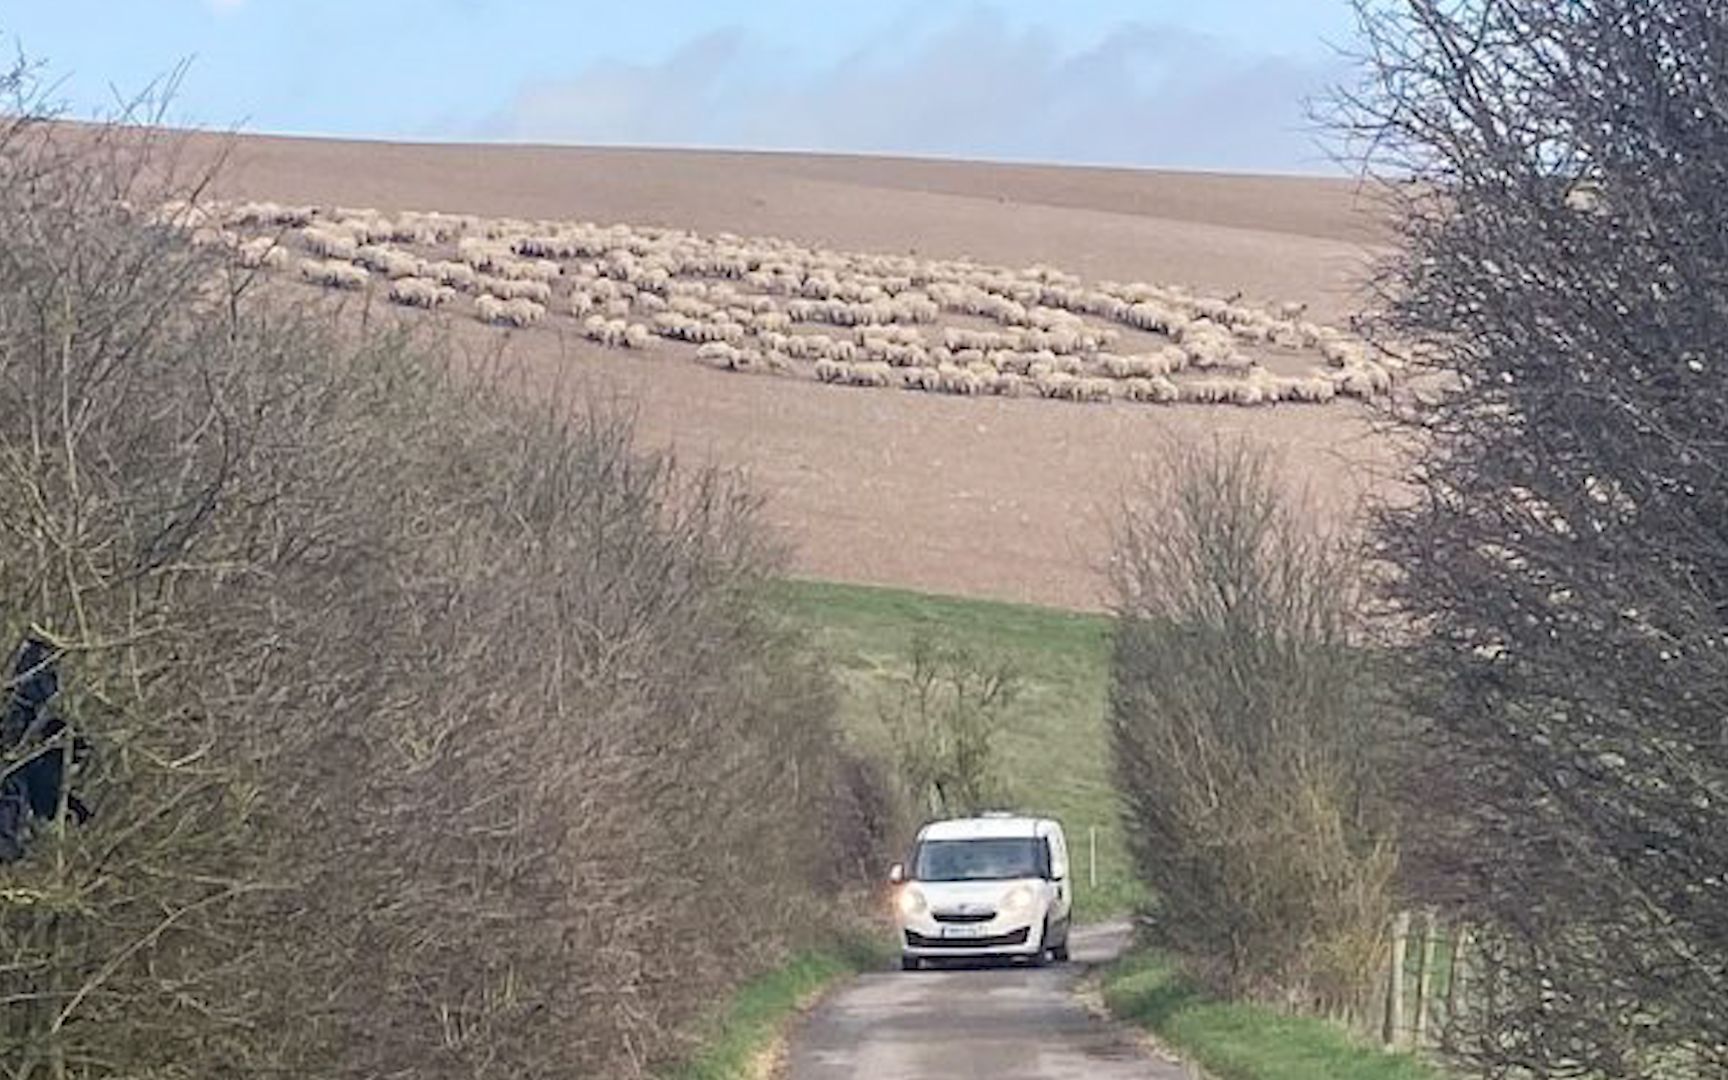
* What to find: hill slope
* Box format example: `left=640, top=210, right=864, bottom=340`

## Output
left=194, top=133, right=1390, bottom=609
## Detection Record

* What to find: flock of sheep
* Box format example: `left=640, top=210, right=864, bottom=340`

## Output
left=159, top=198, right=1397, bottom=407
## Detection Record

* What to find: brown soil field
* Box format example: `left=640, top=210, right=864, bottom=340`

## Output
left=194, top=133, right=1394, bottom=610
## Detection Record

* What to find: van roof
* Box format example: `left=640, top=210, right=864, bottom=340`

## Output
left=918, top=816, right=1057, bottom=841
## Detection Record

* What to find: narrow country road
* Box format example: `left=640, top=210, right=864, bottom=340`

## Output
left=785, top=922, right=1198, bottom=1079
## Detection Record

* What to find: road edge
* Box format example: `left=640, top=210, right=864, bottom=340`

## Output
left=1096, top=947, right=1448, bottom=1080
left=667, top=943, right=882, bottom=1080
left=1073, top=969, right=1212, bottom=1080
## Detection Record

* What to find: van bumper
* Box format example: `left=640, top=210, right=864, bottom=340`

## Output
left=901, top=923, right=1044, bottom=958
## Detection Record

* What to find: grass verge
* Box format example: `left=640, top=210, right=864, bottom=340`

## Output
left=668, top=935, right=888, bottom=1080
left=769, top=578, right=1139, bottom=921
left=1101, top=949, right=1445, bottom=1080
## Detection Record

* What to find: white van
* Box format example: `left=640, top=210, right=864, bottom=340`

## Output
left=889, top=814, right=1073, bottom=970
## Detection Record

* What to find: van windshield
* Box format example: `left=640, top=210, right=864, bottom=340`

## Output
left=913, top=837, right=1046, bottom=882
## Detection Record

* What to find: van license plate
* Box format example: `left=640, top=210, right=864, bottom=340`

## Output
left=942, top=925, right=986, bottom=939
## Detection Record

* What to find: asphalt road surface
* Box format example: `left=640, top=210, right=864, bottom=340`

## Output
left=785, top=922, right=1198, bottom=1079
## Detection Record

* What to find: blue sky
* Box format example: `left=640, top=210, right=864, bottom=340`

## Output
left=3, top=1, right=1360, bottom=172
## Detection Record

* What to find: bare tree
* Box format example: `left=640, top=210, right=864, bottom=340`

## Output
left=1329, top=2, right=1728, bottom=1075
left=1108, top=440, right=1398, bottom=1013
left=880, top=633, right=1016, bottom=819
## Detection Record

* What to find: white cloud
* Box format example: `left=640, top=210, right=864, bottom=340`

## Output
left=480, top=9, right=1348, bottom=172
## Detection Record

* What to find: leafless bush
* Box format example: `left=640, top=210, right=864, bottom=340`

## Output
left=1107, top=440, right=1398, bottom=1013
left=822, top=746, right=903, bottom=888
left=879, top=633, right=1017, bottom=819
left=1326, top=2, right=1728, bottom=1075
left=0, top=68, right=879, bottom=1079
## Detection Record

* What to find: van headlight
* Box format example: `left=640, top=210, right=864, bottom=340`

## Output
left=1000, top=885, right=1036, bottom=915
left=897, top=886, right=928, bottom=918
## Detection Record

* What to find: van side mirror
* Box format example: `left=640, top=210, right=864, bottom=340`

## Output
left=888, top=862, right=906, bottom=885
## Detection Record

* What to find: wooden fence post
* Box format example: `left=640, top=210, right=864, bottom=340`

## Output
left=1383, top=910, right=1411, bottom=1047
left=1446, top=925, right=1471, bottom=1029
left=1414, top=910, right=1439, bottom=1047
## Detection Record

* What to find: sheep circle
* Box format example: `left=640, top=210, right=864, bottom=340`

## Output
left=180, top=197, right=1394, bottom=408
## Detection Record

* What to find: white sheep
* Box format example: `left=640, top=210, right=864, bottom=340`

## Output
left=1181, top=323, right=1251, bottom=370
left=457, top=237, right=513, bottom=272
left=356, top=245, right=424, bottom=280
left=227, top=201, right=281, bottom=226
left=236, top=237, right=289, bottom=270
left=476, top=276, right=552, bottom=304
left=845, top=361, right=893, bottom=388
left=1229, top=380, right=1269, bottom=406
left=425, top=261, right=480, bottom=290
left=299, top=259, right=370, bottom=290
left=697, top=342, right=761, bottom=371
left=856, top=324, right=924, bottom=347
left=1034, top=371, right=1079, bottom=400
left=389, top=277, right=456, bottom=309
left=513, top=234, right=582, bottom=259
left=893, top=295, right=940, bottom=323
left=1179, top=378, right=1233, bottom=404
left=338, top=215, right=399, bottom=246
left=397, top=210, right=469, bottom=243
left=900, top=366, right=941, bottom=391
left=1318, top=333, right=1374, bottom=369
left=651, top=312, right=746, bottom=345
left=583, top=315, right=632, bottom=347
left=475, top=295, right=545, bottom=327
left=501, top=257, right=563, bottom=283
left=1280, top=375, right=1339, bottom=403
left=299, top=226, right=359, bottom=261
left=1123, top=376, right=1180, bottom=404
left=935, top=364, right=984, bottom=395
left=1100, top=354, right=1150, bottom=379
left=1075, top=377, right=1117, bottom=403
left=1332, top=361, right=1392, bottom=398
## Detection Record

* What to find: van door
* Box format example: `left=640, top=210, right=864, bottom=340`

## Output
left=1047, top=827, right=1072, bottom=922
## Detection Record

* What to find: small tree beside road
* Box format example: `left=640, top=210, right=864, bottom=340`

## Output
left=1108, top=441, right=1398, bottom=1014
left=881, top=633, right=1017, bottom=819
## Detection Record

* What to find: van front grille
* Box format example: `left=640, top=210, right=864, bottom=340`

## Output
left=904, top=928, right=1030, bottom=949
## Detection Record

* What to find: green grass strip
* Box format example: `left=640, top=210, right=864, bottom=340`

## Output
left=768, top=578, right=1141, bottom=921
left=1102, top=949, right=1444, bottom=1080
left=669, top=937, right=886, bottom=1080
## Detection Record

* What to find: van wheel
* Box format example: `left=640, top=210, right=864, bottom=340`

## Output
left=1028, top=919, right=1054, bottom=967
left=901, top=954, right=921, bottom=972
left=1052, top=944, right=1071, bottom=963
